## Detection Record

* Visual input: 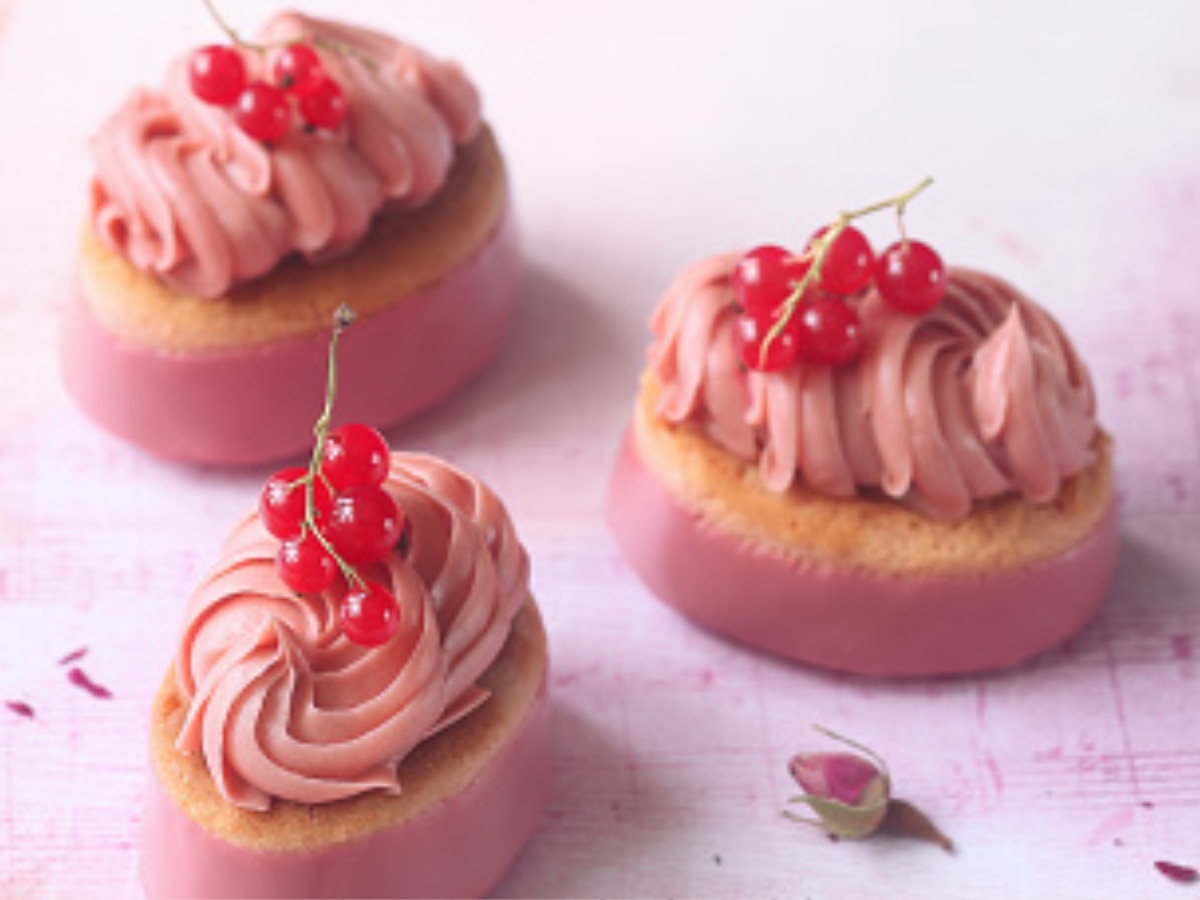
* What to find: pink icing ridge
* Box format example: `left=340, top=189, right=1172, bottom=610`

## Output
left=651, top=256, right=1098, bottom=521
left=607, top=430, right=1119, bottom=676
left=90, top=11, right=482, bottom=298
left=60, top=200, right=519, bottom=465
left=139, top=676, right=549, bottom=899
left=175, top=452, right=530, bottom=810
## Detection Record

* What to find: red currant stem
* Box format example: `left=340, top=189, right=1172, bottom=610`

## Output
left=312, top=35, right=381, bottom=75
left=293, top=305, right=368, bottom=590
left=758, top=177, right=934, bottom=366
left=842, top=176, right=934, bottom=225
left=303, top=522, right=367, bottom=589
left=887, top=176, right=933, bottom=246
left=199, top=0, right=378, bottom=73
left=198, top=0, right=270, bottom=53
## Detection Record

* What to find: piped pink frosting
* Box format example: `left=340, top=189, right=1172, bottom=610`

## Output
left=89, top=11, right=482, bottom=298
left=651, top=254, right=1098, bottom=520
left=174, top=453, right=529, bottom=810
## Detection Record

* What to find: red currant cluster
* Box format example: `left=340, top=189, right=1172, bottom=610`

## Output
left=731, top=181, right=947, bottom=372
left=259, top=422, right=404, bottom=647
left=188, top=41, right=348, bottom=143
left=251, top=305, right=404, bottom=648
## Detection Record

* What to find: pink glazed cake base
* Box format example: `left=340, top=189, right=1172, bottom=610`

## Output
left=607, top=430, right=1119, bottom=677
left=139, top=677, right=549, bottom=899
left=61, top=204, right=520, bottom=466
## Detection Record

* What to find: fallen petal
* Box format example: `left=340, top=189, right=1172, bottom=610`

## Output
left=1154, top=861, right=1198, bottom=884
left=5, top=700, right=35, bottom=719
left=67, top=667, right=112, bottom=699
left=880, top=798, right=955, bottom=853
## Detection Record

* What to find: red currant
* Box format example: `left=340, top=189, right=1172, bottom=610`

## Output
left=188, top=45, right=246, bottom=106
left=731, top=245, right=809, bottom=317
left=298, top=78, right=348, bottom=130
left=875, top=239, right=947, bottom=314
left=259, top=467, right=332, bottom=539
left=341, top=582, right=401, bottom=646
left=735, top=310, right=800, bottom=372
left=794, top=297, right=864, bottom=365
left=277, top=532, right=337, bottom=595
left=270, top=43, right=325, bottom=94
left=234, top=82, right=291, bottom=143
left=809, top=225, right=874, bottom=296
left=326, top=485, right=404, bottom=565
left=321, top=424, right=391, bottom=491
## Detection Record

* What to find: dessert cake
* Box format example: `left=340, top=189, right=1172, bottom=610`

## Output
left=140, top=311, right=548, bottom=898
left=141, top=448, right=549, bottom=898
left=607, top=188, right=1117, bottom=676
left=63, top=11, right=520, bottom=464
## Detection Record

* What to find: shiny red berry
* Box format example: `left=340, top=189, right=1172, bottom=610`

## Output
left=298, top=77, right=348, bottom=130
left=794, top=297, right=864, bottom=365
left=188, top=45, right=246, bottom=106
left=875, top=240, right=947, bottom=314
left=326, top=485, right=404, bottom=565
left=277, top=532, right=337, bottom=595
left=270, top=43, right=325, bottom=94
left=341, top=582, right=401, bottom=647
left=259, top=467, right=332, bottom=540
left=321, top=424, right=391, bottom=491
left=234, top=82, right=291, bottom=143
left=809, top=225, right=874, bottom=295
left=735, top=310, right=800, bottom=372
left=731, top=245, right=809, bottom=317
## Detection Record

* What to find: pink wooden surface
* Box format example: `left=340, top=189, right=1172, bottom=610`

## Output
left=1, top=1, right=1199, bottom=897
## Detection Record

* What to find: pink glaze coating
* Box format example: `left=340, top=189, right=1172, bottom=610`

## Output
left=90, top=12, right=482, bottom=298
left=139, top=675, right=550, bottom=899
left=60, top=202, right=519, bottom=465
left=607, top=431, right=1119, bottom=677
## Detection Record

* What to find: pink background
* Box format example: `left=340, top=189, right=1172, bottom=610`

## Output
left=1, top=1, right=1199, bottom=897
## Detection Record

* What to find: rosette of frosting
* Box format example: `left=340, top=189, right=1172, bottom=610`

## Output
left=651, top=254, right=1098, bottom=520
left=174, top=453, right=529, bottom=811
left=89, top=12, right=482, bottom=298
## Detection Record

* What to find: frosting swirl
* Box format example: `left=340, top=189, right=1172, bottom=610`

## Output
left=651, top=254, right=1098, bottom=521
left=174, top=453, right=529, bottom=811
left=89, top=12, right=482, bottom=298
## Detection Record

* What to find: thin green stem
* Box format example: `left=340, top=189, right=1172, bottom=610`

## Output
left=294, top=305, right=365, bottom=590
left=312, top=35, right=381, bottom=74
left=811, top=723, right=890, bottom=779
left=199, top=0, right=268, bottom=51
left=842, top=176, right=933, bottom=223
left=200, top=0, right=377, bottom=69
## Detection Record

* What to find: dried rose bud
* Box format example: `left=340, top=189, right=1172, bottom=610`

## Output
left=785, top=727, right=954, bottom=852
left=785, top=728, right=890, bottom=839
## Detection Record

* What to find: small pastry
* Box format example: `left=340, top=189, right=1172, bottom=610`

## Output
left=140, top=311, right=548, bottom=897
left=63, top=11, right=519, bottom=464
left=608, top=183, right=1117, bottom=676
